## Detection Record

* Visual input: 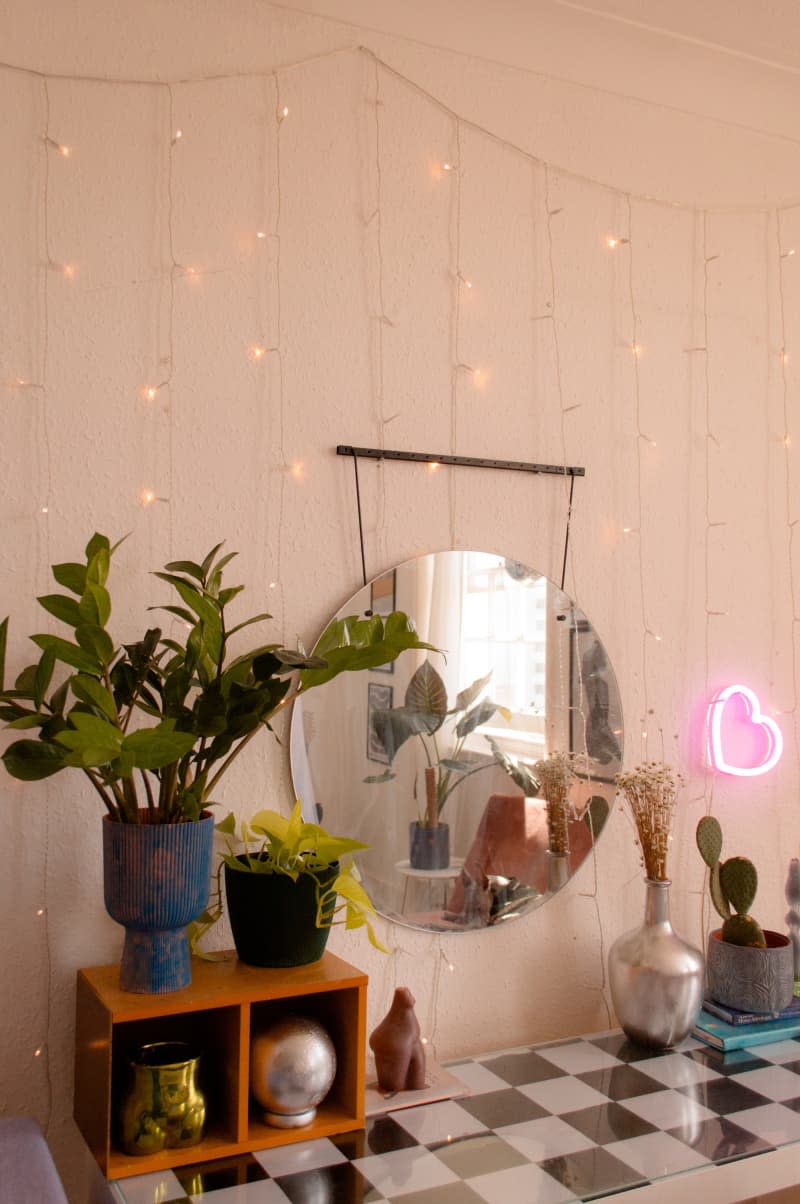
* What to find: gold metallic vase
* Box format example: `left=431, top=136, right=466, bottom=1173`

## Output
left=119, top=1041, right=205, bottom=1155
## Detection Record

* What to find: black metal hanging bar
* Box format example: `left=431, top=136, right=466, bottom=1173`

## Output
left=337, top=445, right=585, bottom=477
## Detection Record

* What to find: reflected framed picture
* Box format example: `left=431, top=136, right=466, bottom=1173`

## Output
left=367, top=681, right=393, bottom=765
left=370, top=570, right=396, bottom=673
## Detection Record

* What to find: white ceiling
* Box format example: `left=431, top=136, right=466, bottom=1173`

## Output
left=271, top=0, right=800, bottom=77
left=552, top=0, right=800, bottom=74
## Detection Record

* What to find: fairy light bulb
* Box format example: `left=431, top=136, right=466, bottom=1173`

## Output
left=250, top=345, right=266, bottom=361
left=58, top=144, right=71, bottom=158
left=36, top=908, right=44, bottom=916
left=782, top=248, right=796, bottom=259
left=442, top=162, right=454, bottom=172
left=427, top=461, right=440, bottom=473
left=631, top=342, right=642, bottom=357
left=140, top=489, right=156, bottom=506
left=144, top=386, right=158, bottom=401
left=34, top=1048, right=42, bottom=1057
left=278, top=106, right=289, bottom=121
left=172, top=129, right=183, bottom=144
left=606, top=236, right=629, bottom=249
left=290, top=462, right=304, bottom=479
left=62, top=264, right=75, bottom=279
left=256, top=231, right=267, bottom=240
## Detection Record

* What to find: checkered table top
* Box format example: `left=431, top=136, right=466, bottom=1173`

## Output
left=110, top=1030, right=800, bottom=1203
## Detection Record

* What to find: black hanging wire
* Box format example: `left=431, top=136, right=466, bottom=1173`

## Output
left=560, top=471, right=576, bottom=592
left=342, top=444, right=584, bottom=595
left=350, top=450, right=371, bottom=606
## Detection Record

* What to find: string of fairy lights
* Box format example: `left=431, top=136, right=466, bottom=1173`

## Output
left=5, top=38, right=800, bottom=1088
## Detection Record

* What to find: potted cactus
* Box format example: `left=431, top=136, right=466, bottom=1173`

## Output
left=696, top=816, right=793, bottom=1014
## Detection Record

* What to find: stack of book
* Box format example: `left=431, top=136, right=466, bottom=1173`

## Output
left=692, top=994, right=800, bottom=1050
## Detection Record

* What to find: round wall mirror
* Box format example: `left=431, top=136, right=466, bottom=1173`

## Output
left=290, top=550, right=623, bottom=932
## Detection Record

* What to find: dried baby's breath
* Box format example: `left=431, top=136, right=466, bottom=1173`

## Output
left=615, top=760, right=684, bottom=881
left=534, top=750, right=576, bottom=856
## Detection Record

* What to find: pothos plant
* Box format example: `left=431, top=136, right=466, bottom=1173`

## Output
left=0, top=534, right=433, bottom=823
left=215, top=801, right=387, bottom=951
left=368, top=659, right=539, bottom=827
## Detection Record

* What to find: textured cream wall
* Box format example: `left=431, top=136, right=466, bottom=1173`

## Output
left=2, top=3, right=800, bottom=1199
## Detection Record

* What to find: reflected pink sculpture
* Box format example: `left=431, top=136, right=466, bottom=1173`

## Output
left=369, top=987, right=426, bottom=1092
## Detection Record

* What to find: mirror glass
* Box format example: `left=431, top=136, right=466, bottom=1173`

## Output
left=290, top=550, right=623, bottom=932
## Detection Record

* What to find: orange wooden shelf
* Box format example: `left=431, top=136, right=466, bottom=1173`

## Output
left=74, top=951, right=368, bottom=1180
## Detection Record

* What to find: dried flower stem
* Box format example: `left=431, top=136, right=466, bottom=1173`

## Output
left=615, top=761, right=683, bottom=881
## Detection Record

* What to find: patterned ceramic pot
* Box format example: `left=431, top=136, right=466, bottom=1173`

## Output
left=103, top=812, right=214, bottom=994
left=706, top=929, right=794, bottom=1014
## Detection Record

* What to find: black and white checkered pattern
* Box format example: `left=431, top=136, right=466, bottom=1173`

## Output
left=110, top=1031, right=800, bottom=1203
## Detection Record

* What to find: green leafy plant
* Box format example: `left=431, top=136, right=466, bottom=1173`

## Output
left=0, top=534, right=432, bottom=823
left=216, top=801, right=387, bottom=951
left=696, top=815, right=766, bottom=947
left=368, top=659, right=539, bottom=827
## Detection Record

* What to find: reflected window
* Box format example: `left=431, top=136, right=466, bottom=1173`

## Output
left=460, top=553, right=548, bottom=759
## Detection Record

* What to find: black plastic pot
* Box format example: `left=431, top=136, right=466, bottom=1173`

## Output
left=409, top=822, right=450, bottom=870
left=224, top=858, right=338, bottom=967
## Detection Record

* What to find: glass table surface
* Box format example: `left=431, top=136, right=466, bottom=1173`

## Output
left=109, top=1029, right=800, bottom=1203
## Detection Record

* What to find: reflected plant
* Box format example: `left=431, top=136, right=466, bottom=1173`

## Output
left=367, top=660, right=539, bottom=827
left=534, top=750, right=577, bottom=856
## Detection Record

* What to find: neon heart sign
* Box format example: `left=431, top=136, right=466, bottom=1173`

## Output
left=706, top=684, right=783, bottom=777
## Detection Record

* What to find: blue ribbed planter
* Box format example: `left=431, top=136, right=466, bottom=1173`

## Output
left=103, top=812, right=214, bottom=994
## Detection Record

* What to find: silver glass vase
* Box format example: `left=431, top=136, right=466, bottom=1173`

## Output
left=608, top=878, right=703, bottom=1049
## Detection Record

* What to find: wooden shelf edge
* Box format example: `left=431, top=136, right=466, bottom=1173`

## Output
left=107, top=1111, right=365, bottom=1180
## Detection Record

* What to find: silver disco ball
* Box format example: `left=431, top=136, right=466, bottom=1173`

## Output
left=250, top=1015, right=337, bottom=1128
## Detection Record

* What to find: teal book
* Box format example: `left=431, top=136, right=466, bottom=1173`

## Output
left=692, top=1007, right=800, bottom=1051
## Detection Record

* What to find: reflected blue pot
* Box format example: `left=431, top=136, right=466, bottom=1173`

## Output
left=103, top=812, right=214, bottom=994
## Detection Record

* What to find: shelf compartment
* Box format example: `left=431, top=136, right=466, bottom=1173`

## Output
left=74, top=950, right=367, bottom=1179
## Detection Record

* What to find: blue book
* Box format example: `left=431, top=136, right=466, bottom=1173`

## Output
left=692, top=1006, right=800, bottom=1051
left=702, top=995, right=800, bottom=1026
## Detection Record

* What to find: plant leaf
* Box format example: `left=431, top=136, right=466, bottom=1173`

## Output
left=31, top=634, right=101, bottom=673
left=406, top=660, right=448, bottom=716
left=163, top=559, right=205, bottom=581
left=37, top=594, right=83, bottom=627
left=455, top=698, right=499, bottom=738
left=33, top=647, right=56, bottom=708
left=2, top=739, right=65, bottom=779
left=74, top=624, right=115, bottom=665
left=52, top=562, right=87, bottom=596
left=70, top=673, right=118, bottom=720
left=79, top=583, right=111, bottom=627
left=121, top=726, right=196, bottom=769
left=452, top=671, right=492, bottom=714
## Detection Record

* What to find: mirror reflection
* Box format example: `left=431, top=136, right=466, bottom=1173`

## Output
left=291, top=551, right=623, bottom=932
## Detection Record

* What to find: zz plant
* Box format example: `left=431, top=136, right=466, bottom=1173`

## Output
left=0, top=533, right=431, bottom=823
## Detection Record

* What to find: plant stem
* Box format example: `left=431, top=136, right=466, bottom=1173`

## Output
left=84, top=769, right=119, bottom=819
left=424, top=766, right=437, bottom=828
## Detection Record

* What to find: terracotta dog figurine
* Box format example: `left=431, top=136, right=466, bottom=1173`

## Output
left=369, top=986, right=426, bottom=1093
